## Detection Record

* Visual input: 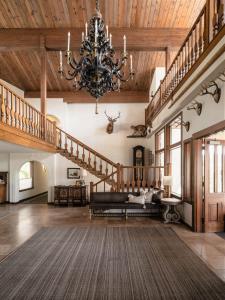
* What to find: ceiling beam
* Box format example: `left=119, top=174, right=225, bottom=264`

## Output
left=25, top=90, right=149, bottom=103
left=0, top=28, right=188, bottom=52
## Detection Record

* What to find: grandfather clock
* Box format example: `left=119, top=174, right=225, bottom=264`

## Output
left=133, top=145, right=145, bottom=181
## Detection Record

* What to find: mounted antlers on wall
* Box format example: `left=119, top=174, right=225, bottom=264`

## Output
left=174, top=119, right=190, bottom=132
left=187, top=100, right=202, bottom=116
left=104, top=111, right=121, bottom=134
left=200, top=81, right=221, bottom=103
left=218, top=71, right=225, bottom=82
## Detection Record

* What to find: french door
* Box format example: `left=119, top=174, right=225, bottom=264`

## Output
left=204, top=140, right=225, bottom=232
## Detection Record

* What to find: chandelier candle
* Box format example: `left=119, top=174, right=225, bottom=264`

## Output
left=109, top=34, right=112, bottom=48
left=67, top=32, right=70, bottom=52
left=123, top=35, right=127, bottom=55
left=58, top=0, right=135, bottom=111
left=85, top=22, right=88, bottom=37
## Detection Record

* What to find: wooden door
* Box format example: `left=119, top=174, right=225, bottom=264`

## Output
left=204, top=140, right=225, bottom=232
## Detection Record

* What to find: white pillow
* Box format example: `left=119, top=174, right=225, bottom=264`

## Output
left=128, top=194, right=145, bottom=205
left=141, top=189, right=154, bottom=203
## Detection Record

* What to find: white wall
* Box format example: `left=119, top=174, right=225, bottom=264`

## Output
left=149, top=67, right=166, bottom=98
left=17, top=161, right=48, bottom=202
left=26, top=98, right=148, bottom=166
left=8, top=153, right=56, bottom=203
left=0, top=153, right=9, bottom=172
left=145, top=38, right=225, bottom=227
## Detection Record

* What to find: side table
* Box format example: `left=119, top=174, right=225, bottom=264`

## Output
left=161, top=198, right=182, bottom=224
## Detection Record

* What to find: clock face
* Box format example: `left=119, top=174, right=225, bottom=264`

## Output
left=136, top=150, right=142, bottom=158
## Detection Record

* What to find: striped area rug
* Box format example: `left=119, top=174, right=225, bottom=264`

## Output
left=0, top=226, right=224, bottom=300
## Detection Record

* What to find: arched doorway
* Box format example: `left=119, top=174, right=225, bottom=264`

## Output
left=18, top=161, right=48, bottom=204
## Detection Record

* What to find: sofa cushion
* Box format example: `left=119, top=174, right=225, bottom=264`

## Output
left=128, top=194, right=145, bottom=206
left=141, top=189, right=154, bottom=203
left=91, top=192, right=139, bottom=203
left=90, top=202, right=144, bottom=209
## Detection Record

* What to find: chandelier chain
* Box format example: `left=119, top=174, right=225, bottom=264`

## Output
left=58, top=0, right=134, bottom=107
left=96, top=0, right=99, bottom=11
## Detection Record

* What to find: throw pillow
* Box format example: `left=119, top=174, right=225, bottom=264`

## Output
left=128, top=194, right=145, bottom=206
left=141, top=189, right=154, bottom=203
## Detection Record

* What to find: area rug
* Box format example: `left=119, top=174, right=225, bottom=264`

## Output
left=0, top=227, right=224, bottom=300
left=22, top=193, right=48, bottom=204
left=217, top=232, right=225, bottom=240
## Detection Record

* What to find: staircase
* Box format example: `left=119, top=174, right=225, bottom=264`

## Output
left=56, top=128, right=119, bottom=187
left=0, top=80, right=164, bottom=192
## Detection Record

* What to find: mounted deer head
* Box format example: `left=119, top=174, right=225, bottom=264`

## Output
left=174, top=119, right=190, bottom=132
left=187, top=100, right=202, bottom=116
left=201, top=81, right=221, bottom=103
left=104, top=111, right=121, bottom=134
left=218, top=72, right=225, bottom=82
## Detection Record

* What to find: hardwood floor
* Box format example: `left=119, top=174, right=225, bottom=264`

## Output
left=0, top=203, right=225, bottom=282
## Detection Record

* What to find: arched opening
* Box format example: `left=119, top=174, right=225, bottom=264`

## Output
left=18, top=161, right=48, bottom=204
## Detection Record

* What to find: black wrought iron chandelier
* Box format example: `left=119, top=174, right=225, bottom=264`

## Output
left=58, top=0, right=134, bottom=113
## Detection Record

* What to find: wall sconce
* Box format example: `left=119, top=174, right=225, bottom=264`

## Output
left=187, top=101, right=202, bottom=116
left=42, top=165, right=47, bottom=173
left=218, top=72, right=225, bottom=82
left=200, top=81, right=221, bottom=103
left=174, top=119, right=190, bottom=132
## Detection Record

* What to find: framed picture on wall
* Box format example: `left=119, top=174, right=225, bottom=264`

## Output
left=67, top=168, right=80, bottom=179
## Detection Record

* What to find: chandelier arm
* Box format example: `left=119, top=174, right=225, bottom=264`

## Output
left=58, top=70, right=77, bottom=81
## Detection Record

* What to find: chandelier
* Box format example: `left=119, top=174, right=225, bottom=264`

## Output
left=58, top=0, right=134, bottom=113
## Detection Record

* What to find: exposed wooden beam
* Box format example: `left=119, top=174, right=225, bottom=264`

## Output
left=0, top=28, right=189, bottom=52
left=40, top=36, right=47, bottom=115
left=25, top=90, right=149, bottom=103
left=165, top=47, right=172, bottom=72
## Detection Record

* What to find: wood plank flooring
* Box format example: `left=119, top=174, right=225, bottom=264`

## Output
left=0, top=203, right=225, bottom=283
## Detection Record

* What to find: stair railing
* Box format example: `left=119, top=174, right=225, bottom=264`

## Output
left=0, top=81, right=56, bottom=145
left=56, top=127, right=118, bottom=177
left=91, top=165, right=164, bottom=193
left=146, top=0, right=225, bottom=124
left=90, top=169, right=118, bottom=193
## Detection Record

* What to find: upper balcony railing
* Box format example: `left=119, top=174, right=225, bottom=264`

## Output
left=0, top=81, right=56, bottom=145
left=145, top=0, right=225, bottom=125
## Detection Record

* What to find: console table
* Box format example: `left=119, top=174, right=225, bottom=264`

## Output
left=54, top=185, right=87, bottom=206
left=161, top=198, right=182, bottom=224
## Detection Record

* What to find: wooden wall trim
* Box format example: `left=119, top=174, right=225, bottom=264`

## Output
left=193, top=120, right=225, bottom=140
left=0, top=123, right=57, bottom=153
left=25, top=90, right=149, bottom=103
left=0, top=28, right=188, bottom=52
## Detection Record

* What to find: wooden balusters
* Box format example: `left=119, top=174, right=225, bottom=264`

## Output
left=99, top=159, right=103, bottom=173
left=88, top=151, right=91, bottom=168
left=94, top=155, right=97, bottom=171
left=64, top=134, right=68, bottom=152
left=76, top=143, right=79, bottom=159
left=146, top=1, right=222, bottom=123
left=70, top=139, right=73, bottom=156
left=82, top=147, right=85, bottom=162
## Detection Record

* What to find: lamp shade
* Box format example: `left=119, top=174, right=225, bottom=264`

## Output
left=163, top=176, right=173, bottom=186
left=82, top=169, right=88, bottom=177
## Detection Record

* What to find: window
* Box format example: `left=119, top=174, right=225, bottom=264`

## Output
left=19, top=162, right=34, bottom=191
left=168, top=116, right=182, bottom=197
left=155, top=129, right=165, bottom=180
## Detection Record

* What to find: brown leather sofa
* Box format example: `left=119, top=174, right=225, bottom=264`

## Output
left=89, top=192, right=162, bottom=219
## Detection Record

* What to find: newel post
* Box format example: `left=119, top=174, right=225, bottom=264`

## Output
left=53, top=121, right=57, bottom=147
left=204, top=0, right=215, bottom=47
left=116, top=163, right=121, bottom=192
left=90, top=182, right=94, bottom=195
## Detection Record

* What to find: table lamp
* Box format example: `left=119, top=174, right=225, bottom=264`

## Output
left=163, top=176, right=173, bottom=198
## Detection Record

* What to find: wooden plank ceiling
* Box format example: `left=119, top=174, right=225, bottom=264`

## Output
left=0, top=0, right=206, bottom=103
